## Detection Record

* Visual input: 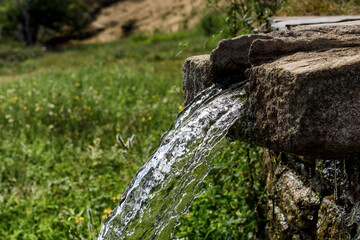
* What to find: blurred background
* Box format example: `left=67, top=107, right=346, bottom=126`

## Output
left=0, top=0, right=359, bottom=239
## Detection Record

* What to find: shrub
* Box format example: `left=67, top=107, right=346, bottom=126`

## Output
left=207, top=0, right=286, bottom=37
left=0, top=0, right=88, bottom=45
left=200, top=11, right=225, bottom=36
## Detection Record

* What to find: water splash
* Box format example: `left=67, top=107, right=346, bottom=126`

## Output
left=98, top=82, right=247, bottom=239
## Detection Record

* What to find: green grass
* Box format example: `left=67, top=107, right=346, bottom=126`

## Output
left=0, top=34, right=265, bottom=239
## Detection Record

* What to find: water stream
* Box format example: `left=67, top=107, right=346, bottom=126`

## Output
left=98, top=81, right=247, bottom=239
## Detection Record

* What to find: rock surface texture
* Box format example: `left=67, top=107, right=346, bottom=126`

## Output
left=182, top=55, right=213, bottom=105
left=265, top=151, right=360, bottom=239
left=183, top=25, right=360, bottom=159
left=182, top=25, right=360, bottom=239
left=243, top=47, right=360, bottom=159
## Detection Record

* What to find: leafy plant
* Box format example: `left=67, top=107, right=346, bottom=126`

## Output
left=174, top=142, right=266, bottom=240
left=200, top=11, right=225, bottom=36
left=206, top=0, right=286, bottom=37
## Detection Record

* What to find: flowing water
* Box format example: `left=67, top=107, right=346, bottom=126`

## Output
left=98, top=81, right=247, bottom=239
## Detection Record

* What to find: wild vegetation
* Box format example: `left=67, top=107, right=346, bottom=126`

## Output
left=0, top=32, right=266, bottom=239
left=205, top=0, right=285, bottom=37
left=0, top=0, right=88, bottom=45
left=1, top=0, right=360, bottom=239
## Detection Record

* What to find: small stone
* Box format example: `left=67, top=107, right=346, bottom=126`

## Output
left=182, top=55, right=213, bottom=105
left=316, top=196, right=351, bottom=240
left=275, top=168, right=320, bottom=229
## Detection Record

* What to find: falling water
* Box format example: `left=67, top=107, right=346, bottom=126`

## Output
left=98, top=81, right=247, bottom=239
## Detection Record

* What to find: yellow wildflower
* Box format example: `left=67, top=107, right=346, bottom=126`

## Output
left=10, top=96, right=18, bottom=103
left=112, top=194, right=122, bottom=202
left=103, top=208, right=112, bottom=215
left=23, top=106, right=27, bottom=111
left=75, top=83, right=81, bottom=87
left=178, top=104, right=184, bottom=111
left=74, top=216, right=84, bottom=224
left=102, top=208, right=112, bottom=219
left=83, top=104, right=91, bottom=110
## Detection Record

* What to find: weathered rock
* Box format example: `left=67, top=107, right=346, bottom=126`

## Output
left=183, top=26, right=360, bottom=106
left=271, top=25, right=360, bottom=36
left=210, top=34, right=272, bottom=83
left=237, top=47, right=360, bottom=159
left=275, top=167, right=320, bottom=229
left=266, top=156, right=320, bottom=239
left=182, top=55, right=213, bottom=105
left=182, top=26, right=360, bottom=158
left=316, top=196, right=351, bottom=240
left=183, top=35, right=271, bottom=104
left=271, top=16, right=360, bottom=31
left=249, top=34, right=360, bottom=65
left=265, top=151, right=360, bottom=240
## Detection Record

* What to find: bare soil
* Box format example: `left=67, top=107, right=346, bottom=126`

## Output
left=80, top=0, right=206, bottom=44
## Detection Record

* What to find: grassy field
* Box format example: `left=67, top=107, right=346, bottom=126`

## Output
left=1, top=1, right=360, bottom=239
left=0, top=33, right=265, bottom=240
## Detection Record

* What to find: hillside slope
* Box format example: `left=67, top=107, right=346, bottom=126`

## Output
left=81, top=0, right=206, bottom=44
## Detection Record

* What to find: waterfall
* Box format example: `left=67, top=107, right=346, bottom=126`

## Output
left=98, top=81, right=247, bottom=239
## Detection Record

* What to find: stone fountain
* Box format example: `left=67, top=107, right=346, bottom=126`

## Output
left=183, top=25, right=360, bottom=239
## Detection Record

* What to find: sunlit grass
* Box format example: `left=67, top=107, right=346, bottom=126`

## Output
left=0, top=32, right=266, bottom=239
left=0, top=35, right=218, bottom=239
